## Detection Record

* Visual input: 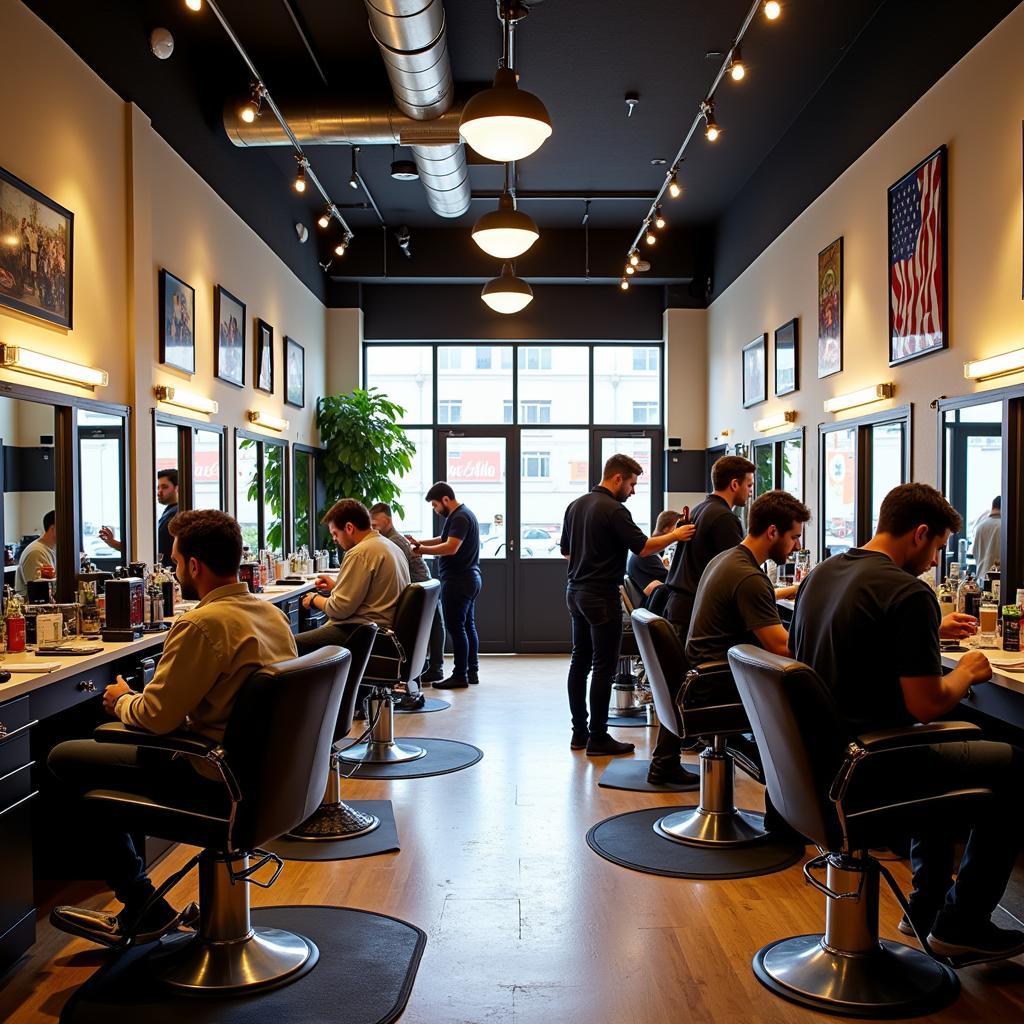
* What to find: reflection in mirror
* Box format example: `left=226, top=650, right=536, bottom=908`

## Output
left=154, top=422, right=179, bottom=566
left=193, top=428, right=223, bottom=510
left=943, top=400, right=1002, bottom=577
left=0, top=396, right=57, bottom=593
left=293, top=449, right=311, bottom=552
left=264, top=442, right=285, bottom=558
left=78, top=409, right=126, bottom=570
left=236, top=435, right=259, bottom=554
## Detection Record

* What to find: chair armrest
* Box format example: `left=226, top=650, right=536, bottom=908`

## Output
left=93, top=721, right=217, bottom=759
left=679, top=660, right=731, bottom=703
left=855, top=721, right=982, bottom=752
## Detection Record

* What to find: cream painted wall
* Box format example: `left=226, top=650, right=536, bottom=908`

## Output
left=706, top=4, right=1024, bottom=559
left=326, top=307, right=363, bottom=397
left=665, top=307, right=709, bottom=511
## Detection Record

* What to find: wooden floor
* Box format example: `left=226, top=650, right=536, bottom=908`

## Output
left=4, top=655, right=1024, bottom=1023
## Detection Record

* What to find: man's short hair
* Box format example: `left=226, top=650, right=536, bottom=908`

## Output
left=369, top=502, right=392, bottom=518
left=876, top=483, right=961, bottom=538
left=603, top=453, right=643, bottom=480
left=157, top=468, right=179, bottom=487
left=425, top=481, right=455, bottom=503
left=168, top=510, right=242, bottom=577
left=711, top=455, right=755, bottom=491
left=993, top=495, right=1002, bottom=511
left=43, top=509, right=56, bottom=532
left=322, top=498, right=371, bottom=532
left=748, top=491, right=811, bottom=537
left=654, top=509, right=679, bottom=534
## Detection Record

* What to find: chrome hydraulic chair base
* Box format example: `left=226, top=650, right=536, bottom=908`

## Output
left=338, top=690, right=426, bottom=765
left=148, top=852, right=318, bottom=995
left=654, top=737, right=768, bottom=848
left=286, top=758, right=381, bottom=841
left=752, top=854, right=958, bottom=1017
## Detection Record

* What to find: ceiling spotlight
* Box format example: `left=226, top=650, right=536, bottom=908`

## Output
left=293, top=158, right=307, bottom=193
left=702, top=100, right=721, bottom=142
left=185, top=0, right=202, bottom=10
left=481, top=263, right=533, bottom=315
left=645, top=227, right=656, bottom=246
left=763, top=0, right=782, bottom=20
left=395, top=225, right=412, bottom=259
left=334, top=240, right=347, bottom=256
left=390, top=159, right=419, bottom=181
left=728, top=48, right=746, bottom=81
left=625, top=264, right=635, bottom=276
left=349, top=146, right=360, bottom=190
left=460, top=67, right=552, bottom=162
left=629, top=251, right=640, bottom=267
left=620, top=278, right=630, bottom=291
left=472, top=192, right=539, bottom=259
left=668, top=173, right=682, bottom=198
left=318, top=208, right=331, bottom=229
left=654, top=207, right=666, bottom=230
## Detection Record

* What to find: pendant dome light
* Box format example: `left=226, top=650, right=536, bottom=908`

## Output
left=459, top=3, right=552, bottom=163
left=481, top=263, right=533, bottom=315
left=472, top=163, right=539, bottom=259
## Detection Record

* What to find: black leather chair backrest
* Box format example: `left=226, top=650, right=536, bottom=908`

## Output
left=631, top=609, right=686, bottom=736
left=222, top=646, right=351, bottom=850
left=333, top=623, right=377, bottom=743
left=383, top=578, right=440, bottom=683
left=621, top=575, right=646, bottom=615
left=728, top=645, right=849, bottom=850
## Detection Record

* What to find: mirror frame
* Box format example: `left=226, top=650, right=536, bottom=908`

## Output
left=233, top=428, right=290, bottom=555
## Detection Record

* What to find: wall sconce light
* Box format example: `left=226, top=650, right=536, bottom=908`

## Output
left=718, top=428, right=733, bottom=439
left=154, top=385, right=218, bottom=415
left=248, top=409, right=289, bottom=432
left=963, top=347, right=1024, bottom=382
left=0, top=343, right=108, bottom=389
left=823, top=383, right=894, bottom=414
left=753, top=410, right=796, bottom=432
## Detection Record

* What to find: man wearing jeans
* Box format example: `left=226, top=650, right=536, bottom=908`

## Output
left=560, top=454, right=695, bottom=756
left=407, top=482, right=481, bottom=689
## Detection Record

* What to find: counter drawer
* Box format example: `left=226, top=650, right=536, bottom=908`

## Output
left=29, top=662, right=118, bottom=721
left=0, top=697, right=34, bottom=777
left=0, top=762, right=33, bottom=814
left=0, top=794, right=36, bottom=960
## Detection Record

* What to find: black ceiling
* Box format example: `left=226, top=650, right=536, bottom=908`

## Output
left=20, top=0, right=1022, bottom=305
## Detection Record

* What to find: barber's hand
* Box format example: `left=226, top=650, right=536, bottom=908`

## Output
left=674, top=524, right=696, bottom=543
left=98, top=526, right=123, bottom=551
left=959, top=650, right=992, bottom=684
left=314, top=573, right=335, bottom=590
left=940, top=612, right=978, bottom=640
left=103, top=676, right=132, bottom=717
left=643, top=580, right=662, bottom=596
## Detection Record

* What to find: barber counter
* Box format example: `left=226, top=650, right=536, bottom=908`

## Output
left=0, top=580, right=313, bottom=975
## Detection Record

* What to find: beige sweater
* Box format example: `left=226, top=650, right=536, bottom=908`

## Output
left=323, top=531, right=410, bottom=627
left=115, top=582, right=298, bottom=746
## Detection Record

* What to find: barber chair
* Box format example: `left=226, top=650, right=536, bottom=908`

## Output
left=632, top=608, right=767, bottom=846
left=339, top=579, right=440, bottom=766
left=621, top=575, right=646, bottom=614
left=728, top=645, right=989, bottom=1017
left=286, top=623, right=380, bottom=841
left=83, top=646, right=351, bottom=994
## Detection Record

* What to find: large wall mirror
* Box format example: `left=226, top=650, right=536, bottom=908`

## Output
left=751, top=428, right=805, bottom=502
left=77, top=408, right=128, bottom=572
left=291, top=444, right=321, bottom=554
left=235, top=429, right=288, bottom=557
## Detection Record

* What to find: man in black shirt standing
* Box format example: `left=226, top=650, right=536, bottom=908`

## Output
left=793, top=483, right=1024, bottom=964
left=648, top=455, right=754, bottom=781
left=408, top=482, right=482, bottom=690
left=561, top=454, right=694, bottom=756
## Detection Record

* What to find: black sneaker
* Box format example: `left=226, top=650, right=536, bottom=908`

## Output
left=467, top=670, right=479, bottom=685
left=586, top=734, right=635, bottom=756
left=928, top=919, right=1024, bottom=965
left=646, top=760, right=699, bottom=787
left=433, top=674, right=469, bottom=689
left=420, top=668, right=444, bottom=683
left=570, top=729, right=590, bottom=750
left=897, top=902, right=941, bottom=939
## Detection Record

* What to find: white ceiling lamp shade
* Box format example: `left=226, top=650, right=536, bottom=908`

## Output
left=459, top=68, right=552, bottom=163
left=481, top=263, right=533, bottom=315
left=472, top=192, right=539, bottom=259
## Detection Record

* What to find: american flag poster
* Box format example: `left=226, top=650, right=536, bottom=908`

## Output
left=888, top=146, right=948, bottom=365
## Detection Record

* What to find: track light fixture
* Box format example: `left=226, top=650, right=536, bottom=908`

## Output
left=349, top=146, right=360, bottom=190
left=763, top=0, right=782, bottom=20
left=185, top=0, right=202, bottom=10
left=702, top=100, right=720, bottom=142
left=620, top=278, right=630, bottom=291
left=472, top=190, right=539, bottom=259
left=728, top=47, right=746, bottom=81
left=668, top=173, right=682, bottom=199
left=481, top=263, right=533, bottom=314
left=334, top=239, right=347, bottom=256
left=629, top=251, right=640, bottom=266
left=317, top=207, right=331, bottom=229
left=293, top=155, right=307, bottom=193
left=239, top=82, right=263, bottom=124
left=654, top=207, right=666, bottom=230
left=645, top=226, right=656, bottom=246
left=625, top=264, right=635, bottom=276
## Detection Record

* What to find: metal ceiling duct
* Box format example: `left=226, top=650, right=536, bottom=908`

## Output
left=363, top=0, right=470, bottom=218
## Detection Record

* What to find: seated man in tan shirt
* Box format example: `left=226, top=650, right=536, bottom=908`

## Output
left=48, top=509, right=298, bottom=948
left=297, top=498, right=410, bottom=655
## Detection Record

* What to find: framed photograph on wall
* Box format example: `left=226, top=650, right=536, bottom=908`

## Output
left=774, top=318, right=799, bottom=397
left=0, top=165, right=74, bottom=329
left=158, top=269, right=195, bottom=374
left=742, top=334, right=767, bottom=409
left=285, top=336, right=304, bottom=408
left=817, top=237, right=842, bottom=378
left=888, top=145, right=948, bottom=366
left=254, top=318, right=274, bottom=394
left=214, top=285, right=246, bottom=387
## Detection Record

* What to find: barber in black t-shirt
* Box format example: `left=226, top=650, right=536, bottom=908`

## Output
left=794, top=482, right=1024, bottom=965
left=561, top=453, right=694, bottom=756
left=408, top=482, right=481, bottom=689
